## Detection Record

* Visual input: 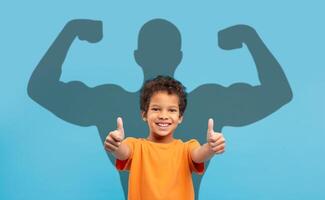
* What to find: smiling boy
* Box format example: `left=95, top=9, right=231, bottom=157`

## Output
left=104, top=76, right=226, bottom=200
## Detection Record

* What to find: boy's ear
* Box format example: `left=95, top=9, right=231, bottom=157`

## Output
left=178, top=115, right=183, bottom=124
left=141, top=112, right=147, bottom=121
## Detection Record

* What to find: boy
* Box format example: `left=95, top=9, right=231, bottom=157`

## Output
left=104, top=76, right=226, bottom=200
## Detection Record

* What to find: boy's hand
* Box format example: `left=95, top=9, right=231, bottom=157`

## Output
left=207, top=118, right=225, bottom=154
left=104, top=117, right=125, bottom=152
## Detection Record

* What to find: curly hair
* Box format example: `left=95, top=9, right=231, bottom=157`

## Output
left=140, top=76, right=187, bottom=116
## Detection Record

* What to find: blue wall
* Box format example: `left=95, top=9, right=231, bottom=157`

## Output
left=1, top=1, right=324, bottom=199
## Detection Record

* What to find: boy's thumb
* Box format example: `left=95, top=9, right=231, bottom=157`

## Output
left=208, top=118, right=214, bottom=132
left=117, top=117, right=125, bottom=138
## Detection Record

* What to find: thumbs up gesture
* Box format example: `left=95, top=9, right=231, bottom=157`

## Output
left=104, top=117, right=125, bottom=152
left=207, top=118, right=225, bottom=154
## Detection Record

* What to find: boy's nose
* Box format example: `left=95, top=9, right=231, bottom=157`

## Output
left=158, top=111, right=168, bottom=119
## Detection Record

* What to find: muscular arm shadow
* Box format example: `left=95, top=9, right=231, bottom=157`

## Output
left=177, top=25, right=293, bottom=199
left=27, top=19, right=147, bottom=198
left=28, top=20, right=104, bottom=126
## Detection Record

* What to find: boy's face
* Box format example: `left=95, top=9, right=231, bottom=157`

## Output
left=142, top=91, right=183, bottom=143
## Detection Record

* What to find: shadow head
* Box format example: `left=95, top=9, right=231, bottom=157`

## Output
left=134, top=19, right=182, bottom=75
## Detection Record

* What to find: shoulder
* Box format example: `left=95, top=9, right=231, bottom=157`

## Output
left=190, top=83, right=255, bottom=97
left=93, top=84, right=130, bottom=94
left=123, top=137, right=148, bottom=146
left=177, top=139, right=201, bottom=150
left=227, top=83, right=255, bottom=93
left=190, top=83, right=226, bottom=96
left=184, top=139, right=201, bottom=146
left=123, top=137, right=140, bottom=144
left=184, top=139, right=201, bottom=151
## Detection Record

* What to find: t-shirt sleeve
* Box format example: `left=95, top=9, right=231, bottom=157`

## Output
left=187, top=139, right=205, bottom=174
left=115, top=137, right=136, bottom=171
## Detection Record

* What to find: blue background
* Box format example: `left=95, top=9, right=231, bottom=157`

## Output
left=1, top=1, right=324, bottom=199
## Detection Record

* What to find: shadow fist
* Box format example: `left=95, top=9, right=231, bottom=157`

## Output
left=67, top=19, right=103, bottom=43
left=218, top=24, right=256, bottom=50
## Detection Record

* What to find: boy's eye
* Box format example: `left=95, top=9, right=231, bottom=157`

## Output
left=151, top=108, right=160, bottom=111
left=169, top=109, right=177, bottom=112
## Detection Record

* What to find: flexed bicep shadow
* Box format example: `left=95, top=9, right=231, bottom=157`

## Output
left=28, top=19, right=292, bottom=199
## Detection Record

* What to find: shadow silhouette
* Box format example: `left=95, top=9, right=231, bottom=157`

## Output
left=27, top=19, right=293, bottom=199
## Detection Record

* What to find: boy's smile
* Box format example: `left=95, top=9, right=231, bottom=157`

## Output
left=143, top=91, right=183, bottom=143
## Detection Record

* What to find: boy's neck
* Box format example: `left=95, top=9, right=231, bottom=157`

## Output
left=147, top=134, right=175, bottom=144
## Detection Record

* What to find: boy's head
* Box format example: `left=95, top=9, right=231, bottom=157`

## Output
left=140, top=75, right=187, bottom=118
left=140, top=76, right=187, bottom=142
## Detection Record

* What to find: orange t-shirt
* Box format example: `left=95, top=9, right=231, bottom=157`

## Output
left=116, top=137, right=204, bottom=200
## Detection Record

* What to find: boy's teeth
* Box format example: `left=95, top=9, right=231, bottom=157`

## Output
left=158, top=123, right=169, bottom=127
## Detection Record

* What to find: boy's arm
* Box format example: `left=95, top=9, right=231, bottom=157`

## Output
left=104, top=117, right=131, bottom=160
left=191, top=119, right=225, bottom=163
